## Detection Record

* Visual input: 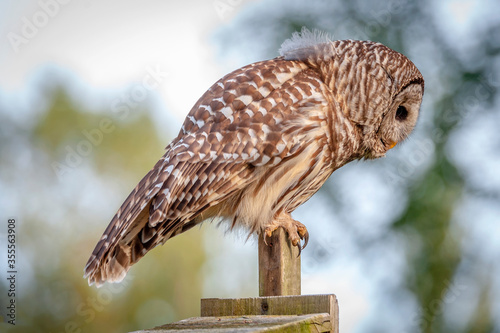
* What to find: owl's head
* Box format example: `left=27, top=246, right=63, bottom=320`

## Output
left=281, top=30, right=424, bottom=159
left=329, top=40, right=425, bottom=159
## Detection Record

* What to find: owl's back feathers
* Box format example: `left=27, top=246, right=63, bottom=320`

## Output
left=84, top=56, right=334, bottom=286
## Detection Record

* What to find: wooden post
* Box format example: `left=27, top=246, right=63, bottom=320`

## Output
left=258, top=227, right=301, bottom=296
left=132, top=227, right=341, bottom=332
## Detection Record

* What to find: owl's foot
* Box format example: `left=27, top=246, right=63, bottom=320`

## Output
left=263, top=216, right=309, bottom=254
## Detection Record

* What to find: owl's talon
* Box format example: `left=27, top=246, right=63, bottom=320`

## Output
left=296, top=225, right=309, bottom=248
left=263, top=233, right=271, bottom=247
left=295, top=228, right=309, bottom=256
left=263, top=224, right=278, bottom=246
left=263, top=216, right=309, bottom=256
left=301, top=229, right=309, bottom=250
left=265, top=227, right=276, bottom=239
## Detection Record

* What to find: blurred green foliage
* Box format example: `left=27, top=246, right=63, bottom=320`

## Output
left=0, top=84, right=206, bottom=332
left=34, top=86, right=166, bottom=177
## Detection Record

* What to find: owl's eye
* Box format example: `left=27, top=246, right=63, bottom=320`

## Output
left=395, top=105, right=408, bottom=121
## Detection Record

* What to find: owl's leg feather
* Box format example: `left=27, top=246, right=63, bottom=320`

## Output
left=263, top=214, right=309, bottom=253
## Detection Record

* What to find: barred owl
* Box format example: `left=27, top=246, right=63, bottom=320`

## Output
left=84, top=29, right=424, bottom=286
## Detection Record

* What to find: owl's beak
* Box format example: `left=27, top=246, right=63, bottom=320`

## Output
left=381, top=138, right=397, bottom=150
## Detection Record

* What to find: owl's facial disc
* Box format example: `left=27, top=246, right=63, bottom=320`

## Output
left=383, top=105, right=409, bottom=149
left=371, top=83, right=424, bottom=157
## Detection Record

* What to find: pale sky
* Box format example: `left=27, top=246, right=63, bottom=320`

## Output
left=0, top=0, right=247, bottom=128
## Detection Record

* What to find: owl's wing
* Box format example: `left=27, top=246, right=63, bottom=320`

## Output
left=84, top=59, right=333, bottom=286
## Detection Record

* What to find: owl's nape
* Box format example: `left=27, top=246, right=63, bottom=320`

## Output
left=84, top=28, right=424, bottom=287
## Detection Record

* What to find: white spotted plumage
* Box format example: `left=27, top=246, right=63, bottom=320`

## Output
left=84, top=28, right=424, bottom=286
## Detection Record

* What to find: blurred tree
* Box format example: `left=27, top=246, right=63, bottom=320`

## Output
left=0, top=78, right=206, bottom=332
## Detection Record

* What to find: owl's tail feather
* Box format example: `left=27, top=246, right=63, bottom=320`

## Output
left=84, top=241, right=131, bottom=287
left=83, top=199, right=153, bottom=287
left=83, top=194, right=198, bottom=286
left=84, top=154, right=174, bottom=287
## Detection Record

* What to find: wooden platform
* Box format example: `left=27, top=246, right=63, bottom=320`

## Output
left=132, top=313, right=332, bottom=332
left=133, top=294, right=338, bottom=333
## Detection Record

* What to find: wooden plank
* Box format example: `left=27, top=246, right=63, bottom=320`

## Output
left=258, top=227, right=300, bottom=296
left=201, top=294, right=338, bottom=333
left=131, top=313, right=332, bottom=332
left=201, top=294, right=337, bottom=316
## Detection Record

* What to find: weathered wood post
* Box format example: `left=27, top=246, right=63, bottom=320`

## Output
left=133, top=227, right=339, bottom=332
left=258, top=228, right=300, bottom=296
